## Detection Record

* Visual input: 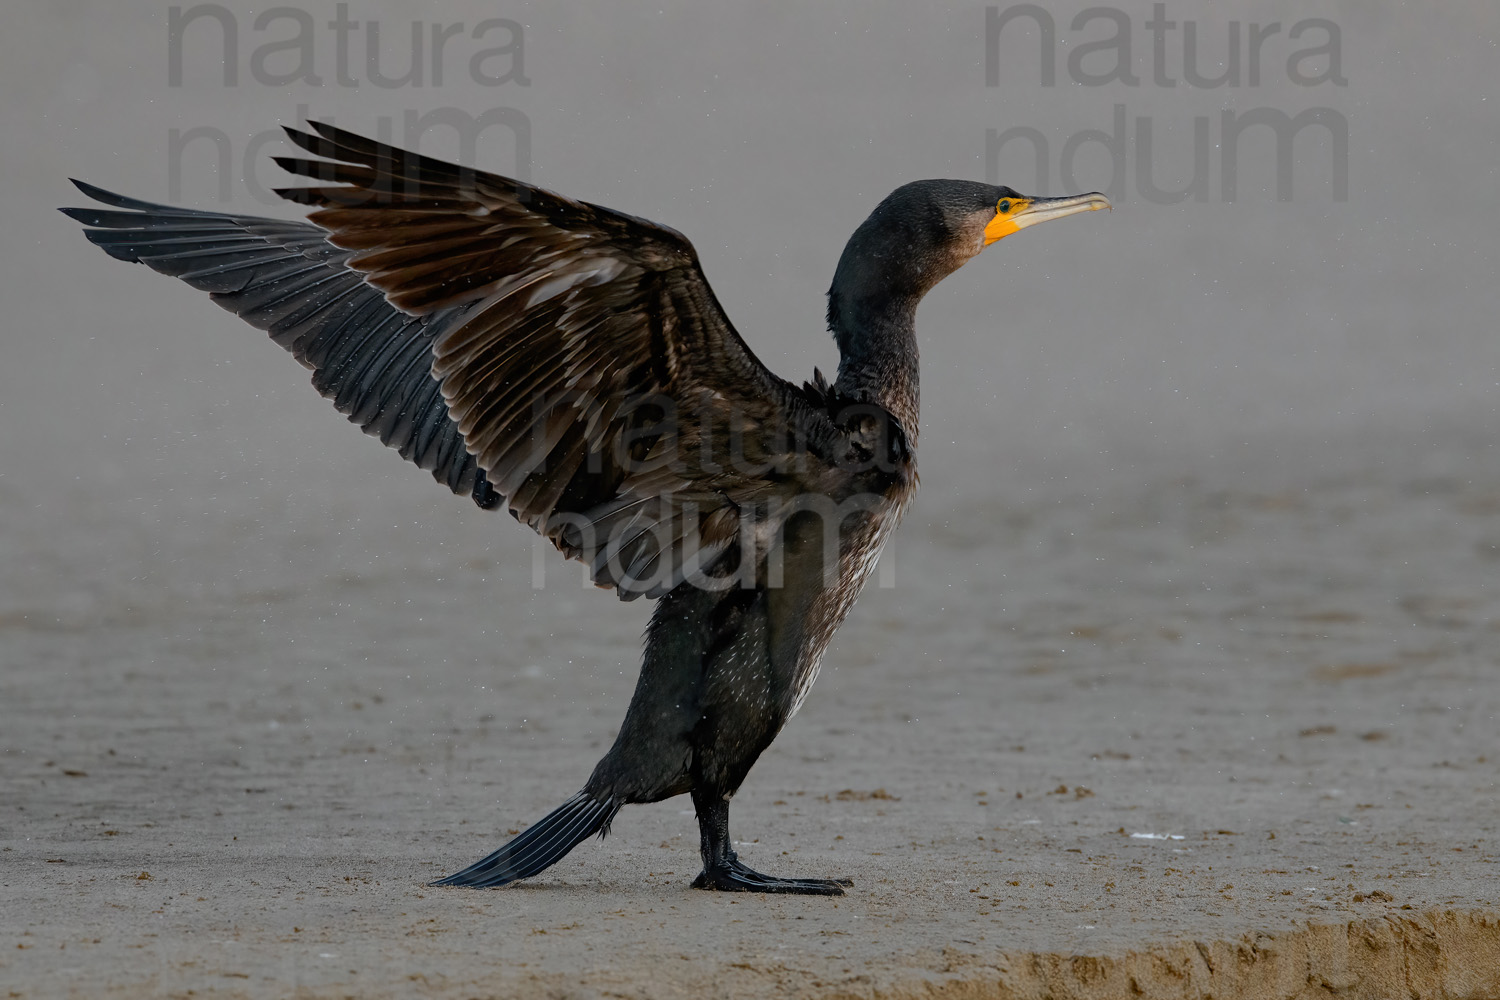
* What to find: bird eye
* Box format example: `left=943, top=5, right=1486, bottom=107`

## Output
left=998, top=200, right=1011, bottom=213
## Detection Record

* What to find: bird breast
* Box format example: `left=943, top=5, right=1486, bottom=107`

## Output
left=786, top=476, right=916, bottom=719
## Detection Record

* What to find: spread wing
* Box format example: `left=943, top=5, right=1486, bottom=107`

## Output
left=64, top=122, right=853, bottom=599
left=60, top=180, right=501, bottom=510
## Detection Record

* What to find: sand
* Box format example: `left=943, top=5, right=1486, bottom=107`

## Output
left=4, top=415, right=1499, bottom=999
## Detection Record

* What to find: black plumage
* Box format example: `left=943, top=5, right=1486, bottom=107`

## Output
left=62, top=122, right=1108, bottom=894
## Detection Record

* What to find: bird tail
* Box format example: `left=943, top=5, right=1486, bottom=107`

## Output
left=429, top=791, right=621, bottom=889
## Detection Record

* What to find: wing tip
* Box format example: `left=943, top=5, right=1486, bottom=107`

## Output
left=280, top=124, right=323, bottom=156
left=307, top=119, right=343, bottom=142
left=64, top=178, right=132, bottom=209
left=271, top=155, right=332, bottom=181
left=61, top=179, right=219, bottom=219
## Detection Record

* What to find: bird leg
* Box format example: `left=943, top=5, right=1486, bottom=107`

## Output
left=689, top=787, right=852, bottom=895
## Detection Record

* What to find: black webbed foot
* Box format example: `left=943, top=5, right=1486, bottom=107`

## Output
left=690, top=851, right=850, bottom=895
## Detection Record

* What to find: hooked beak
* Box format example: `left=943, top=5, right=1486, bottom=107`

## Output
left=984, top=191, right=1112, bottom=245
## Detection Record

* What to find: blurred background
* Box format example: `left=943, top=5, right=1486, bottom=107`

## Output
left=9, top=1, right=1496, bottom=489
left=2, top=1, right=1498, bottom=682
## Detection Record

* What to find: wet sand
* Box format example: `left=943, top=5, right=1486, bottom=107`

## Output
left=4, top=412, right=1499, bottom=998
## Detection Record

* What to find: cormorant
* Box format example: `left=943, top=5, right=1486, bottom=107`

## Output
left=62, top=123, right=1109, bottom=895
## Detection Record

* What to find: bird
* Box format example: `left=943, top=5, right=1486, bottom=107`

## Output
left=62, top=122, right=1109, bottom=895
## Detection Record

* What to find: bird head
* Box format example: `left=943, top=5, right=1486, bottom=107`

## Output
left=829, top=181, right=1111, bottom=310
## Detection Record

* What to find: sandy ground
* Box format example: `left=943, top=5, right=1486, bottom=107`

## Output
left=3, top=413, right=1499, bottom=999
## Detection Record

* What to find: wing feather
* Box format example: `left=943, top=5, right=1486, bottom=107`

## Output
left=64, top=122, right=860, bottom=599
left=61, top=183, right=500, bottom=510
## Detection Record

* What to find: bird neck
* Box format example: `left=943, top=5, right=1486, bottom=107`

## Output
left=830, top=290, right=921, bottom=444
